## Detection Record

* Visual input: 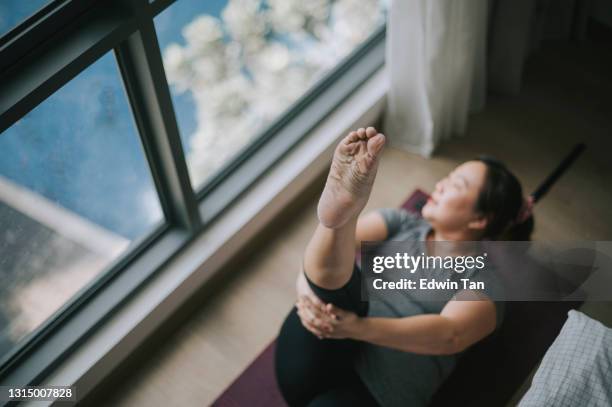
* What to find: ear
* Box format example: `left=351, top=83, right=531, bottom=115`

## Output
left=467, top=214, right=488, bottom=231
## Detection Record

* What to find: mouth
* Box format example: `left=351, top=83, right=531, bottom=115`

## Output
left=427, top=196, right=438, bottom=205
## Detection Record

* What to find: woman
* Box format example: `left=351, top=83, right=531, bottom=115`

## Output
left=275, top=127, right=532, bottom=407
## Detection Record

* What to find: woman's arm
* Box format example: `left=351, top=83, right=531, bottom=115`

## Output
left=309, top=290, right=497, bottom=355
left=355, top=210, right=388, bottom=251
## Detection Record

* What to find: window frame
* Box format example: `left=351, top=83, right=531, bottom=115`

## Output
left=0, top=0, right=386, bottom=386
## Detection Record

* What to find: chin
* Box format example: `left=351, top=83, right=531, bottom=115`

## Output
left=421, top=203, right=435, bottom=221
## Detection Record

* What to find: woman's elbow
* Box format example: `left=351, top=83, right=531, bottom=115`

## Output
left=439, top=322, right=495, bottom=355
left=437, top=324, right=466, bottom=355
left=438, top=335, right=463, bottom=355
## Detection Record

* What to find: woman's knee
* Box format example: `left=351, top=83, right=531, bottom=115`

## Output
left=305, top=266, right=368, bottom=317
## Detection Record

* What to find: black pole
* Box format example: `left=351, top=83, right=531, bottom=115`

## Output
left=531, top=143, right=586, bottom=203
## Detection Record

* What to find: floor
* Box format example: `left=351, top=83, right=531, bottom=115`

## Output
left=92, top=37, right=612, bottom=406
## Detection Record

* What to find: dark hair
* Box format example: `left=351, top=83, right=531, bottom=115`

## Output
left=473, top=156, right=534, bottom=240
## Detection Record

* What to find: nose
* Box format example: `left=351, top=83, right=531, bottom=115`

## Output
left=435, top=178, right=446, bottom=193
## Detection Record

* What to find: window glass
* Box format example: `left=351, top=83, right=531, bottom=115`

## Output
left=0, top=1, right=54, bottom=39
left=154, top=0, right=387, bottom=189
left=0, top=52, right=164, bottom=360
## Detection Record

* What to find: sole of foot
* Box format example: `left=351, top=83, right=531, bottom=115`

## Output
left=317, top=127, right=386, bottom=229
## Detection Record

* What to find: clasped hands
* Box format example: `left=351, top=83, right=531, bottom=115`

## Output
left=295, top=272, right=362, bottom=340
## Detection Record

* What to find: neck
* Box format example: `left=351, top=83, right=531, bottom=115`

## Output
left=429, top=227, right=481, bottom=241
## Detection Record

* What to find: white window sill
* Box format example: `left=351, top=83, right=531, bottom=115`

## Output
left=33, top=66, right=388, bottom=405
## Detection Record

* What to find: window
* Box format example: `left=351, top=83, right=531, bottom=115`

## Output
left=0, top=52, right=163, bottom=362
left=155, top=0, right=387, bottom=190
left=0, top=1, right=54, bottom=38
left=0, top=0, right=386, bottom=386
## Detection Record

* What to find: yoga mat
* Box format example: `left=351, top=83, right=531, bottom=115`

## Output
left=212, top=341, right=282, bottom=407
left=212, top=190, right=430, bottom=407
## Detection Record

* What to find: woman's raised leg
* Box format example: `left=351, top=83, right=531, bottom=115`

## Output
left=274, top=128, right=385, bottom=407
left=304, top=127, right=385, bottom=289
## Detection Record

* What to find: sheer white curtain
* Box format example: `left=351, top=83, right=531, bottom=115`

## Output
left=383, top=0, right=488, bottom=157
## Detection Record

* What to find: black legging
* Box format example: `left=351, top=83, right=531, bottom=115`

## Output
left=275, top=264, right=379, bottom=407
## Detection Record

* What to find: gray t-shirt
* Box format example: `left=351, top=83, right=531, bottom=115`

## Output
left=354, top=208, right=505, bottom=407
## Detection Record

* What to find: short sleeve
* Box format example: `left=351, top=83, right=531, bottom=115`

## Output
left=377, top=208, right=422, bottom=239
left=469, top=266, right=506, bottom=331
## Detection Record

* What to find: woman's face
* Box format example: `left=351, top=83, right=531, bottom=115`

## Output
left=421, top=161, right=488, bottom=233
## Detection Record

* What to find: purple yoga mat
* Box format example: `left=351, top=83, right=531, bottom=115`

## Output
left=212, top=341, right=283, bottom=407
left=212, top=190, right=429, bottom=407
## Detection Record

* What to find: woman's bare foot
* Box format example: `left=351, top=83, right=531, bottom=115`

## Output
left=317, top=127, right=385, bottom=229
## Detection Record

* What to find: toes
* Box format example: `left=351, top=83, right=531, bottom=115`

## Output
left=344, top=131, right=359, bottom=144
left=367, top=133, right=386, bottom=156
left=346, top=128, right=378, bottom=144
left=342, top=128, right=384, bottom=158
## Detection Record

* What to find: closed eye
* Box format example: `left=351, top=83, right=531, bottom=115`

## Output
left=450, top=172, right=469, bottom=189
